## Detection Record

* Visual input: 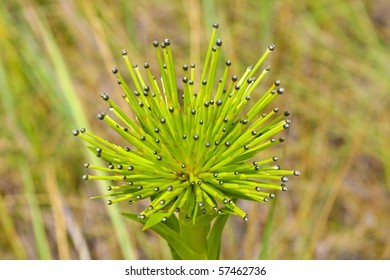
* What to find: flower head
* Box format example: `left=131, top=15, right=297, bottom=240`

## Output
left=73, top=23, right=299, bottom=226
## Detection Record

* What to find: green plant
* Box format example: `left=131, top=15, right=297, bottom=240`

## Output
left=73, top=22, right=299, bottom=260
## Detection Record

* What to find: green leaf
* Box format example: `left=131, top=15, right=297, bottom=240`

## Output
left=122, top=212, right=204, bottom=259
left=207, top=214, right=230, bottom=260
left=184, top=190, right=196, bottom=215
left=142, top=211, right=167, bottom=230
left=259, top=198, right=276, bottom=259
left=163, top=213, right=180, bottom=233
left=168, top=244, right=182, bottom=260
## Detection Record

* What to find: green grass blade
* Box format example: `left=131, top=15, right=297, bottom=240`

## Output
left=258, top=199, right=276, bottom=259
left=20, top=160, right=52, bottom=260
left=28, top=7, right=135, bottom=259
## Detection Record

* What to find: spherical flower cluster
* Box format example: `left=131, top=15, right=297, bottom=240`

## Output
left=73, top=23, right=299, bottom=227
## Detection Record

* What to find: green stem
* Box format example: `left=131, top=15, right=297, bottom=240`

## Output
left=178, top=220, right=210, bottom=259
left=122, top=211, right=227, bottom=260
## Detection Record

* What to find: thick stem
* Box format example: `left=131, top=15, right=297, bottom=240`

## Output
left=179, top=221, right=210, bottom=259
left=171, top=213, right=215, bottom=260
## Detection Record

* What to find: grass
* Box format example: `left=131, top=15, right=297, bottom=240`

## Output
left=0, top=0, right=389, bottom=259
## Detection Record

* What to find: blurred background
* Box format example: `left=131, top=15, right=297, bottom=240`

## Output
left=1, top=0, right=389, bottom=260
